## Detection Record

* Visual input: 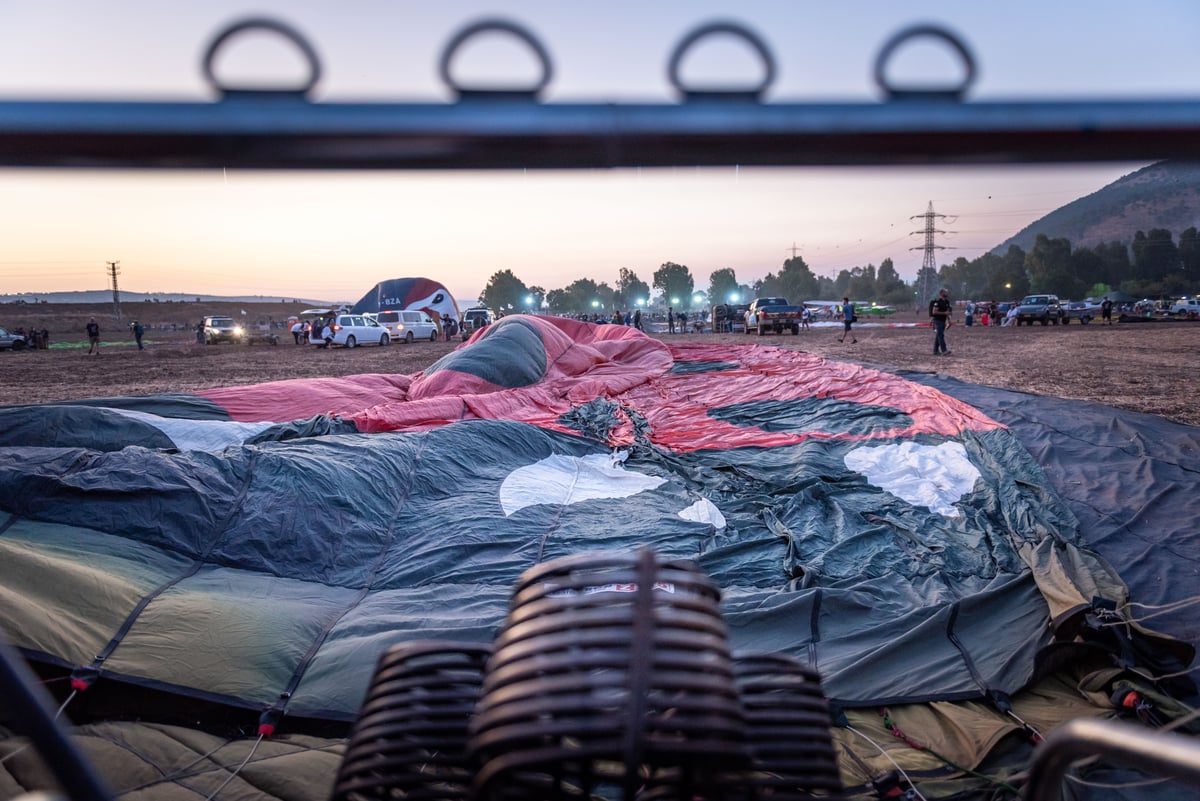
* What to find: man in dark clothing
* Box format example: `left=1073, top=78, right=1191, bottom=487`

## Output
left=667, top=307, right=675, bottom=334
left=132, top=320, right=145, bottom=350
left=1101, top=297, right=1114, bottom=325
left=930, top=289, right=952, bottom=355
left=86, top=318, right=100, bottom=355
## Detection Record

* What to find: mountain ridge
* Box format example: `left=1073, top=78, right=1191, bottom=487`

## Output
left=993, top=160, right=1200, bottom=253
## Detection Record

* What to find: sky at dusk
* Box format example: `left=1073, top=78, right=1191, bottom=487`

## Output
left=0, top=1, right=1195, bottom=303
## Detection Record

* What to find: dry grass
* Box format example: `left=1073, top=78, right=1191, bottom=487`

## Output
left=3, top=303, right=1198, bottom=427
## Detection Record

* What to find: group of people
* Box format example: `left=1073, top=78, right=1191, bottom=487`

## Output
left=963, top=302, right=1000, bottom=327
left=577, top=309, right=644, bottom=330
left=666, top=307, right=688, bottom=333
left=441, top=315, right=459, bottom=341
left=8, top=325, right=50, bottom=350
left=612, top=309, right=643, bottom=329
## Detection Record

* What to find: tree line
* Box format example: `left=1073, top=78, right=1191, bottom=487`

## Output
left=477, top=226, right=1200, bottom=314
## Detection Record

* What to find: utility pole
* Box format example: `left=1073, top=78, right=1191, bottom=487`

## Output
left=786, top=242, right=802, bottom=260
left=909, top=202, right=953, bottom=309
left=107, top=260, right=121, bottom=320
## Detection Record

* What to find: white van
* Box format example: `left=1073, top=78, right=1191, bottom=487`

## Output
left=374, top=309, right=439, bottom=343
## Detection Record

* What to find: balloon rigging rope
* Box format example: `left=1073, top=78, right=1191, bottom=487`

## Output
left=844, top=724, right=931, bottom=801
left=202, top=733, right=264, bottom=801
left=0, top=688, right=76, bottom=767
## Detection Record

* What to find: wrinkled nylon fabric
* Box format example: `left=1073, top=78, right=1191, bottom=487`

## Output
left=0, top=318, right=1153, bottom=728
left=909, top=373, right=1200, bottom=655
left=0, top=721, right=341, bottom=801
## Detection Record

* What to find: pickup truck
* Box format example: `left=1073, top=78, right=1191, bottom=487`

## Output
left=744, top=297, right=805, bottom=336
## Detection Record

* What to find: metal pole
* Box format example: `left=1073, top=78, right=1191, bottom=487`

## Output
left=1025, top=717, right=1200, bottom=801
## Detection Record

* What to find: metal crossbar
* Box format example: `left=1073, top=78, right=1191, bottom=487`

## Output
left=0, top=17, right=1197, bottom=170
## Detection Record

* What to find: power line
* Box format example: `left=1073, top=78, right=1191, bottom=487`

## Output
left=107, top=260, right=121, bottom=320
left=910, top=201, right=953, bottom=306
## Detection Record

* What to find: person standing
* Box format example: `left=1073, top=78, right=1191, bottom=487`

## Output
left=132, top=320, right=145, bottom=350
left=838, top=298, right=857, bottom=344
left=667, top=307, right=675, bottom=334
left=86, top=317, right=100, bottom=355
left=1101, top=297, right=1114, bottom=325
left=930, top=288, right=952, bottom=355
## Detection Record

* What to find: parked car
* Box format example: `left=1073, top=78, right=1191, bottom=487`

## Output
left=460, top=307, right=495, bottom=340
left=1013, top=294, right=1063, bottom=326
left=245, top=322, right=280, bottom=345
left=310, top=313, right=391, bottom=348
left=0, top=326, right=27, bottom=351
left=1170, top=298, right=1200, bottom=317
left=201, top=316, right=246, bottom=344
left=373, top=309, right=439, bottom=343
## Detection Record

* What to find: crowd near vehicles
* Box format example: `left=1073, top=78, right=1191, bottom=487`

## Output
left=0, top=326, right=26, bottom=350
left=1013, top=294, right=1064, bottom=326
left=744, top=297, right=804, bottom=335
left=373, top=309, right=439, bottom=343
left=201, top=315, right=246, bottom=344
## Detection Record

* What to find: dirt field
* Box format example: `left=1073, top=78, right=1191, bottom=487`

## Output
left=2, top=302, right=1198, bottom=427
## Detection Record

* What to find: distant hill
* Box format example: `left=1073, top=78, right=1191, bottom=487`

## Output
left=0, top=290, right=330, bottom=305
left=993, top=160, right=1200, bottom=254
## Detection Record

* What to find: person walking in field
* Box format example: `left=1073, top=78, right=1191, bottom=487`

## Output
left=930, top=288, right=952, bottom=355
left=86, top=317, right=100, bottom=355
left=838, top=298, right=857, bottom=344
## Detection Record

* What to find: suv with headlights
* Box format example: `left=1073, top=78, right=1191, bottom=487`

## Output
left=1013, top=294, right=1063, bottom=326
left=201, top=316, right=246, bottom=344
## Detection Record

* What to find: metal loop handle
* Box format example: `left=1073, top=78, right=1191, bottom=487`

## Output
left=668, top=20, right=776, bottom=101
left=202, top=17, right=322, bottom=97
left=873, top=24, right=977, bottom=102
left=439, top=18, right=553, bottom=100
